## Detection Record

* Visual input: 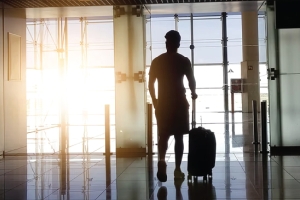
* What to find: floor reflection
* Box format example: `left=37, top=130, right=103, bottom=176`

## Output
left=156, top=179, right=217, bottom=200
left=1, top=113, right=300, bottom=199
left=1, top=151, right=300, bottom=199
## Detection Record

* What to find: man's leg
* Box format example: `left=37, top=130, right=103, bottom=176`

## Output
left=174, top=134, right=184, bottom=170
left=157, top=134, right=169, bottom=182
left=174, top=134, right=185, bottom=179
left=158, top=134, right=169, bottom=161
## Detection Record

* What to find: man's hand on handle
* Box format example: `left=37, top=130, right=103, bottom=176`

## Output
left=191, top=92, right=198, bottom=100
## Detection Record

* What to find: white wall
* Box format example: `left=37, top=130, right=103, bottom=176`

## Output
left=2, top=5, right=27, bottom=154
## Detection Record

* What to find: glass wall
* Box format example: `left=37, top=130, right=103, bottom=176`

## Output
left=26, top=20, right=60, bottom=130
left=227, top=14, right=267, bottom=111
left=145, top=13, right=267, bottom=153
left=146, top=13, right=267, bottom=113
left=26, top=12, right=267, bottom=154
left=26, top=17, right=115, bottom=154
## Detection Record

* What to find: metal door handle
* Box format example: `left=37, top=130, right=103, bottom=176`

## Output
left=267, top=68, right=279, bottom=80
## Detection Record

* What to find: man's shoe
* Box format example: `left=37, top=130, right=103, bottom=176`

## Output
left=157, top=161, right=167, bottom=182
left=174, top=169, right=185, bottom=180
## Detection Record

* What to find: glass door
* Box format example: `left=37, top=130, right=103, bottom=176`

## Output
left=277, top=30, right=300, bottom=147
left=267, top=6, right=300, bottom=149
left=266, top=7, right=281, bottom=148
left=192, top=16, right=224, bottom=128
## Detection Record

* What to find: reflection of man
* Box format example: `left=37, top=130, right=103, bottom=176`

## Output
left=157, top=179, right=184, bottom=200
left=148, top=30, right=197, bottom=182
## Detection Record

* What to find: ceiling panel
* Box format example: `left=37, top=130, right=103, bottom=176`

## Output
left=1, top=0, right=264, bottom=8
left=25, top=6, right=114, bottom=18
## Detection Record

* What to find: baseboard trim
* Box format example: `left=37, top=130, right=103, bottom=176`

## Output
left=4, top=153, right=28, bottom=156
left=271, top=146, right=300, bottom=156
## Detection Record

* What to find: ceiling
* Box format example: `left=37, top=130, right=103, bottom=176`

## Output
left=0, top=1, right=266, bottom=18
left=1, top=0, right=264, bottom=8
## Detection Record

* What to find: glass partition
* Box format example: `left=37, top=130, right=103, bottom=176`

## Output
left=278, top=28, right=300, bottom=146
left=26, top=20, right=60, bottom=131
left=26, top=16, right=115, bottom=154
left=26, top=12, right=268, bottom=154
left=266, top=7, right=281, bottom=147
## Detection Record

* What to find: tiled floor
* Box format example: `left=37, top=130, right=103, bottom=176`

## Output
left=1, top=113, right=300, bottom=200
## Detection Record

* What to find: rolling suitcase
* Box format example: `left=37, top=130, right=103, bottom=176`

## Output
left=187, top=100, right=216, bottom=182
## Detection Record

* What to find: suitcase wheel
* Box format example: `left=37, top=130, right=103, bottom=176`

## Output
left=187, top=174, right=198, bottom=183
left=193, top=176, right=198, bottom=182
left=188, top=173, right=212, bottom=183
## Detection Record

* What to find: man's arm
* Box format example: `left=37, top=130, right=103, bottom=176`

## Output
left=148, top=61, right=158, bottom=108
left=185, top=58, right=197, bottom=99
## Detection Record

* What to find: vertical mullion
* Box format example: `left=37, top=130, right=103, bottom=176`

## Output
left=190, top=13, right=194, bottom=73
left=222, top=12, right=229, bottom=112
left=190, top=13, right=196, bottom=126
left=174, top=14, right=178, bottom=31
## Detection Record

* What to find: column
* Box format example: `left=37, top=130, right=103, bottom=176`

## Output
left=113, top=6, right=146, bottom=156
left=114, top=8, right=147, bottom=199
left=241, top=11, right=260, bottom=113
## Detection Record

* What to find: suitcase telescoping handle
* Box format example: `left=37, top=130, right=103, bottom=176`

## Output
left=192, top=99, right=196, bottom=129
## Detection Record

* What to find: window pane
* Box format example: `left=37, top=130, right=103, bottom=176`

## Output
left=194, top=43, right=222, bottom=64
left=194, top=17, right=222, bottom=64
left=193, top=17, right=222, bottom=40
left=151, top=17, right=175, bottom=43
left=68, top=20, right=82, bottom=68
left=259, top=16, right=267, bottom=63
left=178, top=18, right=191, bottom=59
left=87, top=21, right=114, bottom=67
left=194, top=65, right=223, bottom=87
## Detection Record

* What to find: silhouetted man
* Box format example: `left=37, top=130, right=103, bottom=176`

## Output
left=148, top=30, right=197, bottom=182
